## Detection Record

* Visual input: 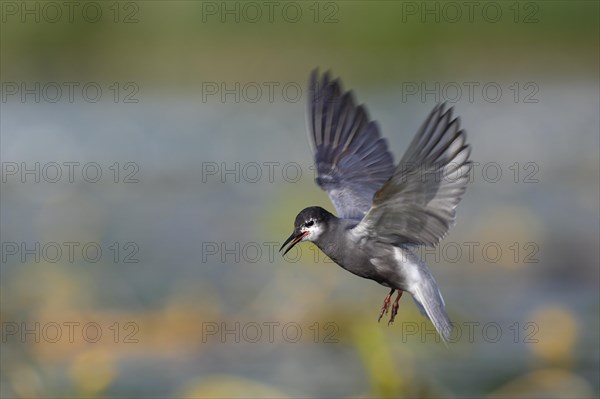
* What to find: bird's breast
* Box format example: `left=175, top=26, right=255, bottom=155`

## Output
left=315, top=235, right=388, bottom=284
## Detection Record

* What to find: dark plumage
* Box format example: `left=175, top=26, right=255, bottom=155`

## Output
left=280, top=70, right=472, bottom=343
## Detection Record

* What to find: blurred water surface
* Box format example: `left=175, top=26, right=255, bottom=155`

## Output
left=2, top=81, right=598, bottom=397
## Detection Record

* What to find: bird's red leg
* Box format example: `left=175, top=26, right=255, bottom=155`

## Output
left=388, top=290, right=404, bottom=325
left=378, top=289, right=395, bottom=322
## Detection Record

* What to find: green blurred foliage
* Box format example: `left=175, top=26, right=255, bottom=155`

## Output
left=2, top=0, right=598, bottom=85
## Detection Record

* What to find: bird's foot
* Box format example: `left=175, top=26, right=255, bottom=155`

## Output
left=387, top=291, right=403, bottom=326
left=378, top=289, right=395, bottom=322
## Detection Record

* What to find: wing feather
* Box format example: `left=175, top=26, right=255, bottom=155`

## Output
left=307, top=70, right=396, bottom=220
left=355, top=103, right=472, bottom=246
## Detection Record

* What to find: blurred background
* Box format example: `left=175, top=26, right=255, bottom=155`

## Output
left=1, top=1, right=598, bottom=398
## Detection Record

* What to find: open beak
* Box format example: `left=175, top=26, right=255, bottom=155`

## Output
left=279, top=231, right=308, bottom=256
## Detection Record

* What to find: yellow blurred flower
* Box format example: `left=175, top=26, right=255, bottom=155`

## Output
left=69, top=349, right=116, bottom=395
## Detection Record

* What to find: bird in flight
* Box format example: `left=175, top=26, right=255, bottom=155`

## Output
left=280, top=70, right=472, bottom=343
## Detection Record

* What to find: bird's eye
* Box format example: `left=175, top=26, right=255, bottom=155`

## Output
left=305, top=220, right=314, bottom=228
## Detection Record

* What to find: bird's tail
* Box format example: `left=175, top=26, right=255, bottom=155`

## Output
left=411, top=265, right=452, bottom=344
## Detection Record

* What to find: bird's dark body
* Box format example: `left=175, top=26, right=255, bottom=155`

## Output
left=280, top=70, right=471, bottom=342
left=305, top=211, right=424, bottom=292
left=316, top=219, right=386, bottom=283
left=313, top=218, right=386, bottom=282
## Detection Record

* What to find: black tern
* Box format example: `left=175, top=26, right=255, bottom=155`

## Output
left=280, top=70, right=471, bottom=343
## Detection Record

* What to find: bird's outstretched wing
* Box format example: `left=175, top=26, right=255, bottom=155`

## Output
left=307, top=70, right=395, bottom=220
left=354, top=103, right=471, bottom=247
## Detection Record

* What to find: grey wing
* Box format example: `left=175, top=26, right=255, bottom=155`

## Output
left=308, top=69, right=395, bottom=220
left=355, top=103, right=472, bottom=246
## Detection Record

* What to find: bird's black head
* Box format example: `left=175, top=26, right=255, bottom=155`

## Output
left=279, top=206, right=334, bottom=256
